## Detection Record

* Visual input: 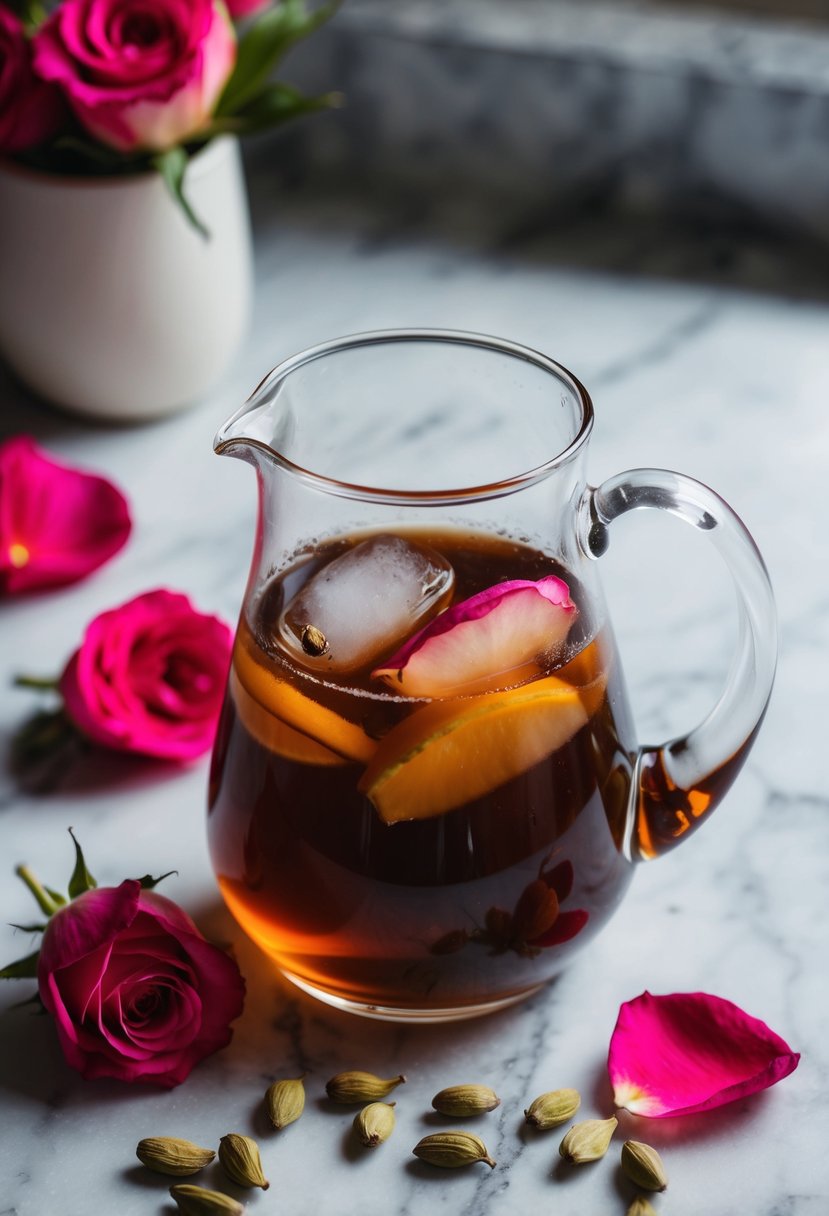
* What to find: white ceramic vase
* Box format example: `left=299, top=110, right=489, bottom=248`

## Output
left=0, top=136, right=253, bottom=422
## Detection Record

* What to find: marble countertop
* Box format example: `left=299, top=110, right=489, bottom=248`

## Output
left=289, top=0, right=829, bottom=246
left=1, top=186, right=827, bottom=1216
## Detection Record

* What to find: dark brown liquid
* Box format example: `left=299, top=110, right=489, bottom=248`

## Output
left=208, top=529, right=638, bottom=1012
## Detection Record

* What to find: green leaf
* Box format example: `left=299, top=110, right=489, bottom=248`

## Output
left=44, top=887, right=67, bottom=908
left=222, top=83, right=340, bottom=136
left=134, top=871, right=178, bottom=891
left=217, top=0, right=340, bottom=118
left=151, top=147, right=210, bottom=240
left=11, top=708, right=78, bottom=771
left=0, top=949, right=40, bottom=980
left=9, top=923, right=47, bottom=934
left=67, top=828, right=97, bottom=900
left=5, top=1, right=46, bottom=31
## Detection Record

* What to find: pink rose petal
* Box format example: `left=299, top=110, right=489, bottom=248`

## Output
left=373, top=576, right=577, bottom=697
left=608, top=991, right=800, bottom=1117
left=0, top=436, right=131, bottom=594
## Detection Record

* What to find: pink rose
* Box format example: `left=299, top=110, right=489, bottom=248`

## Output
left=38, top=880, right=245, bottom=1086
left=32, top=0, right=236, bottom=152
left=0, top=8, right=64, bottom=153
left=59, top=589, right=232, bottom=761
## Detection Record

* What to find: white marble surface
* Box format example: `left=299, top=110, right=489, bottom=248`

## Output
left=1, top=188, right=827, bottom=1216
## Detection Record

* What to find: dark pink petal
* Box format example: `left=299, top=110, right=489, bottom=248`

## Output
left=0, top=436, right=131, bottom=594
left=38, top=882, right=140, bottom=982
left=608, top=991, right=800, bottom=1117
left=0, top=9, right=65, bottom=153
left=373, top=576, right=577, bottom=697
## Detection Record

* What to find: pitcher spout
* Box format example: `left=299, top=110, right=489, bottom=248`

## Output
left=214, top=367, right=294, bottom=464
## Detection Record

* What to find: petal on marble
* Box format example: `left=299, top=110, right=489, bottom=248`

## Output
left=372, top=575, right=576, bottom=697
left=0, top=435, right=131, bottom=594
left=608, top=991, right=800, bottom=1118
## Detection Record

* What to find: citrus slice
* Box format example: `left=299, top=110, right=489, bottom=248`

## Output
left=234, top=646, right=376, bottom=764
left=229, top=668, right=347, bottom=766
left=359, top=675, right=591, bottom=823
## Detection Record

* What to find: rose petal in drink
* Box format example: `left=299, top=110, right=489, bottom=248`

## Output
left=373, top=576, right=577, bottom=697
left=279, top=534, right=454, bottom=675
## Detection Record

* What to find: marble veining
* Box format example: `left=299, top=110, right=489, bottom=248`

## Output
left=0, top=192, right=827, bottom=1215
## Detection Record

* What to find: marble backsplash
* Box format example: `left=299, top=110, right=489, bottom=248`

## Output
left=281, top=0, right=829, bottom=244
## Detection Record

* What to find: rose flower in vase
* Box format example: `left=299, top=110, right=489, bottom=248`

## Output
left=0, top=0, right=339, bottom=420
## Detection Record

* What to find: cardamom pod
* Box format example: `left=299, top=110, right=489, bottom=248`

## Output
left=627, top=1197, right=658, bottom=1216
left=265, top=1076, right=306, bottom=1130
left=558, top=1116, right=618, bottom=1163
left=620, top=1140, right=668, bottom=1192
left=301, top=624, right=328, bottom=656
left=431, top=1084, right=501, bottom=1117
left=136, top=1136, right=215, bottom=1176
left=218, top=1133, right=269, bottom=1190
left=169, top=1184, right=244, bottom=1216
left=524, top=1088, right=581, bottom=1129
left=325, top=1070, right=406, bottom=1104
left=412, top=1131, right=496, bottom=1169
left=353, top=1101, right=396, bottom=1147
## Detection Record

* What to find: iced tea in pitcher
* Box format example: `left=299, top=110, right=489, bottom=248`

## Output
left=209, top=330, right=777, bottom=1019
left=207, top=525, right=637, bottom=1016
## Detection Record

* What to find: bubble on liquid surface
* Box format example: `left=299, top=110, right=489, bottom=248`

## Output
left=279, top=533, right=455, bottom=675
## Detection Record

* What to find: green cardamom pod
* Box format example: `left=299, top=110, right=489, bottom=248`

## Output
left=431, top=1084, right=501, bottom=1117
left=325, top=1070, right=406, bottom=1104
left=559, top=1116, right=618, bottom=1163
left=353, top=1101, right=396, bottom=1147
left=620, top=1140, right=668, bottom=1192
left=524, top=1088, right=581, bottom=1129
left=169, top=1184, right=244, bottom=1216
left=265, top=1076, right=306, bottom=1130
left=218, top=1133, right=269, bottom=1190
left=412, top=1131, right=496, bottom=1169
left=136, top=1136, right=215, bottom=1176
left=626, top=1197, right=658, bottom=1216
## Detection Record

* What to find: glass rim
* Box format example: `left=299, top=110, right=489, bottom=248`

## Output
left=215, top=328, right=595, bottom=505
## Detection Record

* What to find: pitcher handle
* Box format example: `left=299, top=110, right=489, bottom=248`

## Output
left=578, top=468, right=777, bottom=861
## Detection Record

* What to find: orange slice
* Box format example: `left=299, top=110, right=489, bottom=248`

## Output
left=359, top=675, right=591, bottom=823
left=229, top=668, right=347, bottom=766
left=234, top=647, right=376, bottom=764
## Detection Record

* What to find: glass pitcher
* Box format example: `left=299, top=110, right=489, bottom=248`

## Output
left=207, top=330, right=776, bottom=1022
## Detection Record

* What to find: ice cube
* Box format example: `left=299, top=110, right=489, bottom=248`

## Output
left=279, top=533, right=455, bottom=675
